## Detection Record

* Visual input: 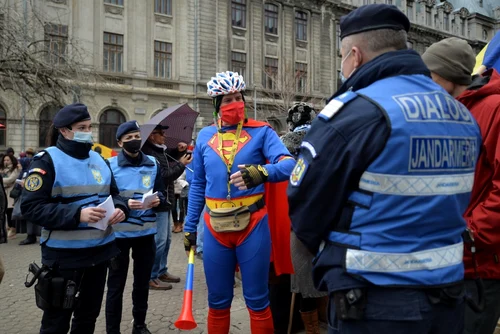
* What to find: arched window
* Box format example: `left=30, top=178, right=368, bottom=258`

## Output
left=0, top=107, right=6, bottom=147
left=39, top=104, right=61, bottom=148
left=266, top=117, right=283, bottom=133
left=99, top=109, right=126, bottom=148
left=150, top=109, right=163, bottom=119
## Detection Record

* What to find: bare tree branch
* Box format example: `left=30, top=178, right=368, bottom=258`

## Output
left=0, top=0, right=103, bottom=108
left=251, top=63, right=314, bottom=119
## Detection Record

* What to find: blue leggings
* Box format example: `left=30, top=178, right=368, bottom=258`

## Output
left=203, top=215, right=271, bottom=311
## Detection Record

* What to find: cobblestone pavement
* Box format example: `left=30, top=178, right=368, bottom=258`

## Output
left=0, top=232, right=253, bottom=334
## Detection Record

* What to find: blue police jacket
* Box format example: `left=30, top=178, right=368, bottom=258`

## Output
left=108, top=152, right=158, bottom=238
left=41, top=147, right=115, bottom=249
left=324, top=75, right=481, bottom=287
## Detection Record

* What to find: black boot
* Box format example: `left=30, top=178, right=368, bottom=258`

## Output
left=19, top=236, right=36, bottom=245
left=0, top=224, right=7, bottom=244
left=132, top=324, right=151, bottom=334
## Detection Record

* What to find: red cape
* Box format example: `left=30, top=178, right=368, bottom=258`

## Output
left=265, top=181, right=294, bottom=276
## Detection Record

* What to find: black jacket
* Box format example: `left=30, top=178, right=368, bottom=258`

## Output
left=141, top=141, right=185, bottom=211
left=21, top=136, right=129, bottom=269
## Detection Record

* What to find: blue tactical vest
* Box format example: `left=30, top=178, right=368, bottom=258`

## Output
left=108, top=155, right=158, bottom=238
left=326, top=74, right=481, bottom=287
left=41, top=147, right=115, bottom=249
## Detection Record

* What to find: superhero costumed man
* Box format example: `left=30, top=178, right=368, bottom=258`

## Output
left=183, top=71, right=295, bottom=333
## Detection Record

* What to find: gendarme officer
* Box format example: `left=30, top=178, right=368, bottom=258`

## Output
left=21, top=103, right=128, bottom=334
left=105, top=121, right=165, bottom=334
left=288, top=4, right=481, bottom=333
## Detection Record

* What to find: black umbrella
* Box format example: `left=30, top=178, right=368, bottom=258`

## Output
left=140, top=103, right=199, bottom=148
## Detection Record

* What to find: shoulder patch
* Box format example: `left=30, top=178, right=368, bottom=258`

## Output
left=319, top=92, right=358, bottom=120
left=290, top=157, right=309, bottom=187
left=25, top=174, right=43, bottom=192
left=28, top=168, right=46, bottom=176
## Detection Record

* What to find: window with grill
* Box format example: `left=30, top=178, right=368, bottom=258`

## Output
left=154, top=41, right=172, bottom=79
left=426, top=9, right=431, bottom=26
left=407, top=3, right=413, bottom=18
left=264, top=57, right=278, bottom=90
left=44, top=24, right=68, bottom=65
left=265, top=4, right=278, bottom=35
left=296, top=62, right=307, bottom=93
left=39, top=105, right=61, bottom=148
left=99, top=109, right=126, bottom=148
left=231, top=52, right=246, bottom=79
left=232, top=0, right=246, bottom=28
left=444, top=13, right=449, bottom=31
left=103, top=32, right=123, bottom=73
left=155, top=0, right=172, bottom=15
left=295, top=11, right=307, bottom=41
left=105, top=0, right=123, bottom=5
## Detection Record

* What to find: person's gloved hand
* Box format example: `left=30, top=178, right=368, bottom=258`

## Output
left=184, top=232, right=197, bottom=256
left=230, top=164, right=269, bottom=190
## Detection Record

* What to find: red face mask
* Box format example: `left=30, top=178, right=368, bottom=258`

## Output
left=220, top=101, right=245, bottom=125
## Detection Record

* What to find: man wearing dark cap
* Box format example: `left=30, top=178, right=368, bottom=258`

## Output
left=5, top=147, right=14, bottom=157
left=142, top=124, right=192, bottom=290
left=21, top=103, right=129, bottom=333
left=289, top=4, right=481, bottom=333
left=106, top=120, right=165, bottom=334
left=424, top=38, right=500, bottom=334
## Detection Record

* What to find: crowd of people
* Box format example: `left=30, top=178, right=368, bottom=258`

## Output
left=0, top=146, right=40, bottom=245
left=0, top=3, right=499, bottom=334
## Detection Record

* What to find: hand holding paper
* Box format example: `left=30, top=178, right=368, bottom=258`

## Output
left=87, top=195, right=115, bottom=230
left=141, top=190, right=159, bottom=209
left=108, top=208, right=125, bottom=225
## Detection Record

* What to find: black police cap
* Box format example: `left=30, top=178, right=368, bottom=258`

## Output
left=116, top=120, right=140, bottom=140
left=53, top=103, right=91, bottom=129
left=340, top=4, right=410, bottom=40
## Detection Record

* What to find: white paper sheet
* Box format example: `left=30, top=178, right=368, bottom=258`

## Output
left=141, top=190, right=158, bottom=209
left=91, top=195, right=115, bottom=230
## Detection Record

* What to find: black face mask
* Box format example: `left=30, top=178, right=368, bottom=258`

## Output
left=122, top=139, right=142, bottom=154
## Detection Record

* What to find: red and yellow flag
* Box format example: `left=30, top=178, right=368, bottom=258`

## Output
left=92, top=143, right=118, bottom=159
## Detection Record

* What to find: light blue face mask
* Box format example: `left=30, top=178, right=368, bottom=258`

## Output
left=340, top=49, right=355, bottom=84
left=71, top=130, right=93, bottom=143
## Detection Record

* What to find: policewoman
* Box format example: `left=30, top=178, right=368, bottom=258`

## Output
left=105, top=121, right=164, bottom=334
left=288, top=4, right=481, bottom=334
left=21, top=103, right=128, bottom=334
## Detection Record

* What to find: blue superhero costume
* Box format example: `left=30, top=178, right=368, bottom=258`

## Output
left=184, top=119, right=294, bottom=333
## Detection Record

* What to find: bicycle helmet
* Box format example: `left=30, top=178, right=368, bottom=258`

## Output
left=207, top=71, right=246, bottom=97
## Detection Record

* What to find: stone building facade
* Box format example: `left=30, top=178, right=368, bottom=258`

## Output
left=1, top=0, right=499, bottom=153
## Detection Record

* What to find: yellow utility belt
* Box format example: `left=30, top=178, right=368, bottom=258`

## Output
left=205, top=194, right=263, bottom=210
left=205, top=196, right=265, bottom=233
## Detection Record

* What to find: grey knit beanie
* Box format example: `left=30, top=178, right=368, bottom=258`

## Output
left=422, top=37, right=476, bottom=85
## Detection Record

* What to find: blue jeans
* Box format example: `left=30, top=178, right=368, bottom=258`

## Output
left=150, top=211, right=172, bottom=280
left=196, top=215, right=204, bottom=253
